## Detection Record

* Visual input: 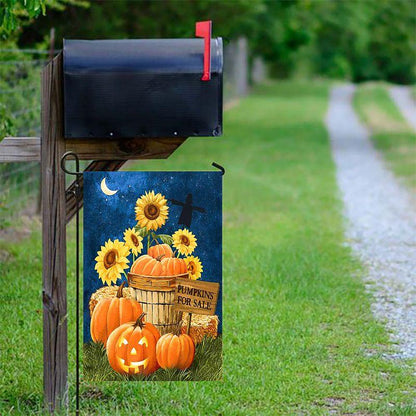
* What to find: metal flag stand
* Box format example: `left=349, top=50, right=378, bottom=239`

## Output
left=212, top=162, right=225, bottom=176
left=60, top=151, right=82, bottom=415
left=59, top=155, right=224, bottom=414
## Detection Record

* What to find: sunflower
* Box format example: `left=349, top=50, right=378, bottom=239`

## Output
left=172, top=228, right=197, bottom=256
left=95, top=239, right=130, bottom=285
left=184, top=256, right=203, bottom=280
left=123, top=228, right=143, bottom=256
left=135, top=190, right=169, bottom=231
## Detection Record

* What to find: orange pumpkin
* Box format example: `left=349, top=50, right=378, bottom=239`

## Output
left=131, top=254, right=164, bottom=276
left=161, top=257, right=187, bottom=276
left=156, top=333, right=195, bottom=370
left=90, top=282, right=142, bottom=346
left=106, top=313, right=160, bottom=375
left=148, top=243, right=173, bottom=260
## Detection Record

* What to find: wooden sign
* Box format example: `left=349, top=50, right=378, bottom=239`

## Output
left=174, top=277, right=220, bottom=315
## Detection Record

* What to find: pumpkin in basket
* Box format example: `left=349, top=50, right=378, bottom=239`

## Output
left=161, top=257, right=187, bottom=276
left=131, top=254, right=165, bottom=276
left=107, top=313, right=160, bottom=375
left=156, top=333, right=195, bottom=370
left=90, top=282, right=142, bottom=346
left=148, top=243, right=173, bottom=260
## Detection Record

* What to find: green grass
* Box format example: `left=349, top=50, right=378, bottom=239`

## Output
left=1, top=81, right=415, bottom=415
left=354, top=82, right=416, bottom=190
left=84, top=337, right=222, bottom=382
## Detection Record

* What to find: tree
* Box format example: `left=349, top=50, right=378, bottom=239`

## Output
left=18, top=0, right=262, bottom=46
left=292, top=0, right=415, bottom=83
left=2, top=0, right=415, bottom=83
left=247, top=0, right=311, bottom=77
left=0, top=0, right=88, bottom=38
left=368, top=0, right=416, bottom=84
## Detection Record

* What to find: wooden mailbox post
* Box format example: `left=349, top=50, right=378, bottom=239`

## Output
left=0, top=22, right=223, bottom=413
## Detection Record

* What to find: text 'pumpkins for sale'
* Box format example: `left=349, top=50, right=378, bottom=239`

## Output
left=106, top=313, right=160, bottom=375
left=156, top=333, right=195, bottom=370
left=90, top=282, right=142, bottom=346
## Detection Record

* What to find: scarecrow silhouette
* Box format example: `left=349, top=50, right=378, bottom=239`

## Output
left=169, top=193, right=206, bottom=228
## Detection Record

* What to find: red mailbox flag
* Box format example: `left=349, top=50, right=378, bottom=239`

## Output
left=195, top=20, right=212, bottom=81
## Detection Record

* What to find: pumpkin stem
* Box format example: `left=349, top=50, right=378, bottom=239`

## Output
left=116, top=281, right=126, bottom=298
left=134, top=312, right=146, bottom=329
left=156, top=254, right=165, bottom=262
left=174, top=320, right=182, bottom=336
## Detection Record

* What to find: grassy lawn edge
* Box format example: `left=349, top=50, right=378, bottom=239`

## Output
left=353, top=82, right=416, bottom=190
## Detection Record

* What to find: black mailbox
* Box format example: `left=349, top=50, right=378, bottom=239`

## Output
left=63, top=37, right=223, bottom=139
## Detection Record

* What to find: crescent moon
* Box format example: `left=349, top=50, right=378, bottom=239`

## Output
left=100, top=178, right=118, bottom=196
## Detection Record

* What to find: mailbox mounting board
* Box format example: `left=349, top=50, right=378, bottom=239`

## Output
left=63, top=39, right=223, bottom=139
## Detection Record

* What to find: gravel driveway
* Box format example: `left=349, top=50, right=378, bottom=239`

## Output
left=389, top=86, right=416, bottom=131
left=326, top=84, right=416, bottom=359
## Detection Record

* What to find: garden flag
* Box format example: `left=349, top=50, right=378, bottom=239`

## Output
left=83, top=171, right=222, bottom=381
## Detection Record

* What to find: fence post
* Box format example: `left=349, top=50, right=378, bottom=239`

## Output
left=41, top=53, right=68, bottom=413
left=252, top=57, right=266, bottom=84
left=223, top=37, right=248, bottom=102
left=235, top=37, right=248, bottom=96
left=49, top=28, right=55, bottom=62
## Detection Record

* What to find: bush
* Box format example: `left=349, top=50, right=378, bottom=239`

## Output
left=326, top=55, right=352, bottom=80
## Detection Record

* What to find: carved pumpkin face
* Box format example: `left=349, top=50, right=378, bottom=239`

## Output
left=115, top=333, right=150, bottom=374
left=106, top=313, right=160, bottom=376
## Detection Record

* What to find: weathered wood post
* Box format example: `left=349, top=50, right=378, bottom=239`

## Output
left=41, top=54, right=68, bottom=412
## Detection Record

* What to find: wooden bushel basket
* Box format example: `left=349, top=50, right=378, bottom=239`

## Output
left=127, top=272, right=188, bottom=335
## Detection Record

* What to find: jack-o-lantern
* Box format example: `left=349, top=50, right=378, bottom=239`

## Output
left=156, top=332, right=195, bottom=370
left=90, top=282, right=142, bottom=346
left=106, top=313, right=160, bottom=375
left=148, top=243, right=173, bottom=260
left=161, top=257, right=187, bottom=276
left=131, top=254, right=165, bottom=276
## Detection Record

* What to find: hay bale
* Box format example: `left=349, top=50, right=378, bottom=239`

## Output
left=181, top=314, right=219, bottom=344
